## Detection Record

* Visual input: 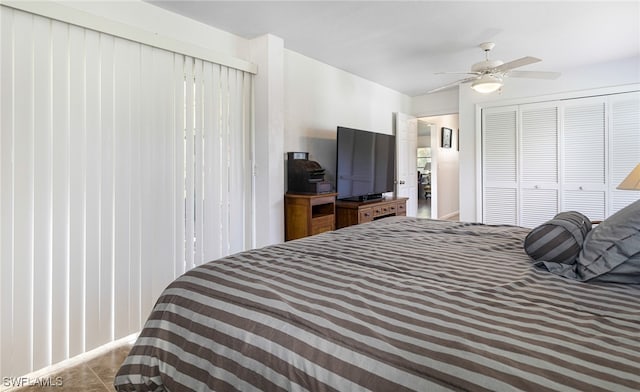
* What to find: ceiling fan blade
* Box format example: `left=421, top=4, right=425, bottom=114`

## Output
left=435, top=71, right=481, bottom=76
left=426, top=76, right=478, bottom=94
left=508, top=70, right=561, bottom=79
left=494, top=56, right=541, bottom=72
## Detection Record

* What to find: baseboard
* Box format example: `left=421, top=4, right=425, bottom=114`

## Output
left=439, top=210, right=460, bottom=221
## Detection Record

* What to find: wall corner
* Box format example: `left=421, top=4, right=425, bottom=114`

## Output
left=250, top=34, right=285, bottom=247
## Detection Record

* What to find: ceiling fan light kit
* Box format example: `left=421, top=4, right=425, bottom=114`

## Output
left=428, top=42, right=560, bottom=95
left=471, top=74, right=503, bottom=94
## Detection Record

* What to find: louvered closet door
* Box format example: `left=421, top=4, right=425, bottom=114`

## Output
left=483, top=106, right=518, bottom=225
left=561, top=97, right=607, bottom=221
left=519, top=103, right=559, bottom=228
left=609, top=91, right=640, bottom=213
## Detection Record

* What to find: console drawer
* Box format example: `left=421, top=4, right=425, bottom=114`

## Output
left=359, top=208, right=374, bottom=223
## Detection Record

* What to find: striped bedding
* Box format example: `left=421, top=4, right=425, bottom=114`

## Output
left=114, top=217, right=640, bottom=392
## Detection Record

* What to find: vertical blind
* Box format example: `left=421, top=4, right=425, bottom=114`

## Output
left=0, top=6, right=253, bottom=379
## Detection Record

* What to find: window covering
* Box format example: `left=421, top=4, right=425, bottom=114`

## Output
left=0, top=5, right=253, bottom=379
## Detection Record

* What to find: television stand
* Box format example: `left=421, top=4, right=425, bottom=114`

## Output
left=285, top=193, right=338, bottom=241
left=335, top=197, right=408, bottom=229
left=340, top=193, right=383, bottom=202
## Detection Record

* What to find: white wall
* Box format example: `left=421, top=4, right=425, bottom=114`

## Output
left=250, top=34, right=285, bottom=248
left=413, top=56, right=640, bottom=222
left=284, top=50, right=411, bottom=187
left=412, top=89, right=459, bottom=117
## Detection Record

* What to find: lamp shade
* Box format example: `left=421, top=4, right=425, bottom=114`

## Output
left=471, top=74, right=503, bottom=94
left=617, top=163, right=640, bottom=190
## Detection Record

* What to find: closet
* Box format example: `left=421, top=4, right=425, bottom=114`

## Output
left=482, top=91, right=639, bottom=228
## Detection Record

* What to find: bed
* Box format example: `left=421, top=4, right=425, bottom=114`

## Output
left=114, top=217, right=640, bottom=391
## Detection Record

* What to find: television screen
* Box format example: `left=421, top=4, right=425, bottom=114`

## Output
left=336, top=126, right=396, bottom=201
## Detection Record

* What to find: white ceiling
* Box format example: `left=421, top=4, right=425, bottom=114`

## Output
left=147, top=1, right=640, bottom=97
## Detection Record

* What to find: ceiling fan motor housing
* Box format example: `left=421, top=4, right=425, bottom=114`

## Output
left=471, top=59, right=504, bottom=73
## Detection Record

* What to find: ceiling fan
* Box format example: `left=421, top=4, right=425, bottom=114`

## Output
left=428, top=42, right=561, bottom=94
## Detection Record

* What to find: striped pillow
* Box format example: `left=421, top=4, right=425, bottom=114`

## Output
left=524, top=211, right=592, bottom=264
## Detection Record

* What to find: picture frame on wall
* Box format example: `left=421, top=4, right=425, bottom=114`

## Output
left=441, top=127, right=452, bottom=148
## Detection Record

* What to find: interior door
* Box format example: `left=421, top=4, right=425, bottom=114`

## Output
left=519, top=102, right=560, bottom=228
left=482, top=106, right=519, bottom=225
left=561, top=96, right=607, bottom=221
left=394, top=112, right=418, bottom=217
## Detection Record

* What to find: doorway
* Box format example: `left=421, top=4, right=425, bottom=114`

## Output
left=417, top=114, right=460, bottom=220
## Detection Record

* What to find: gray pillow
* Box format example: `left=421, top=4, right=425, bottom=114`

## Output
left=524, top=211, right=592, bottom=264
left=576, top=199, right=640, bottom=283
left=535, top=199, right=640, bottom=283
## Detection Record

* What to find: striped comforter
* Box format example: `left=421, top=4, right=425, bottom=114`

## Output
left=114, top=217, right=640, bottom=392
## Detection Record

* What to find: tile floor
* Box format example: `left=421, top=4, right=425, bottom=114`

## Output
left=12, top=344, right=132, bottom=392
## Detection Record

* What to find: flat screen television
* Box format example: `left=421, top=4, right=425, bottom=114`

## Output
left=336, top=126, right=396, bottom=201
